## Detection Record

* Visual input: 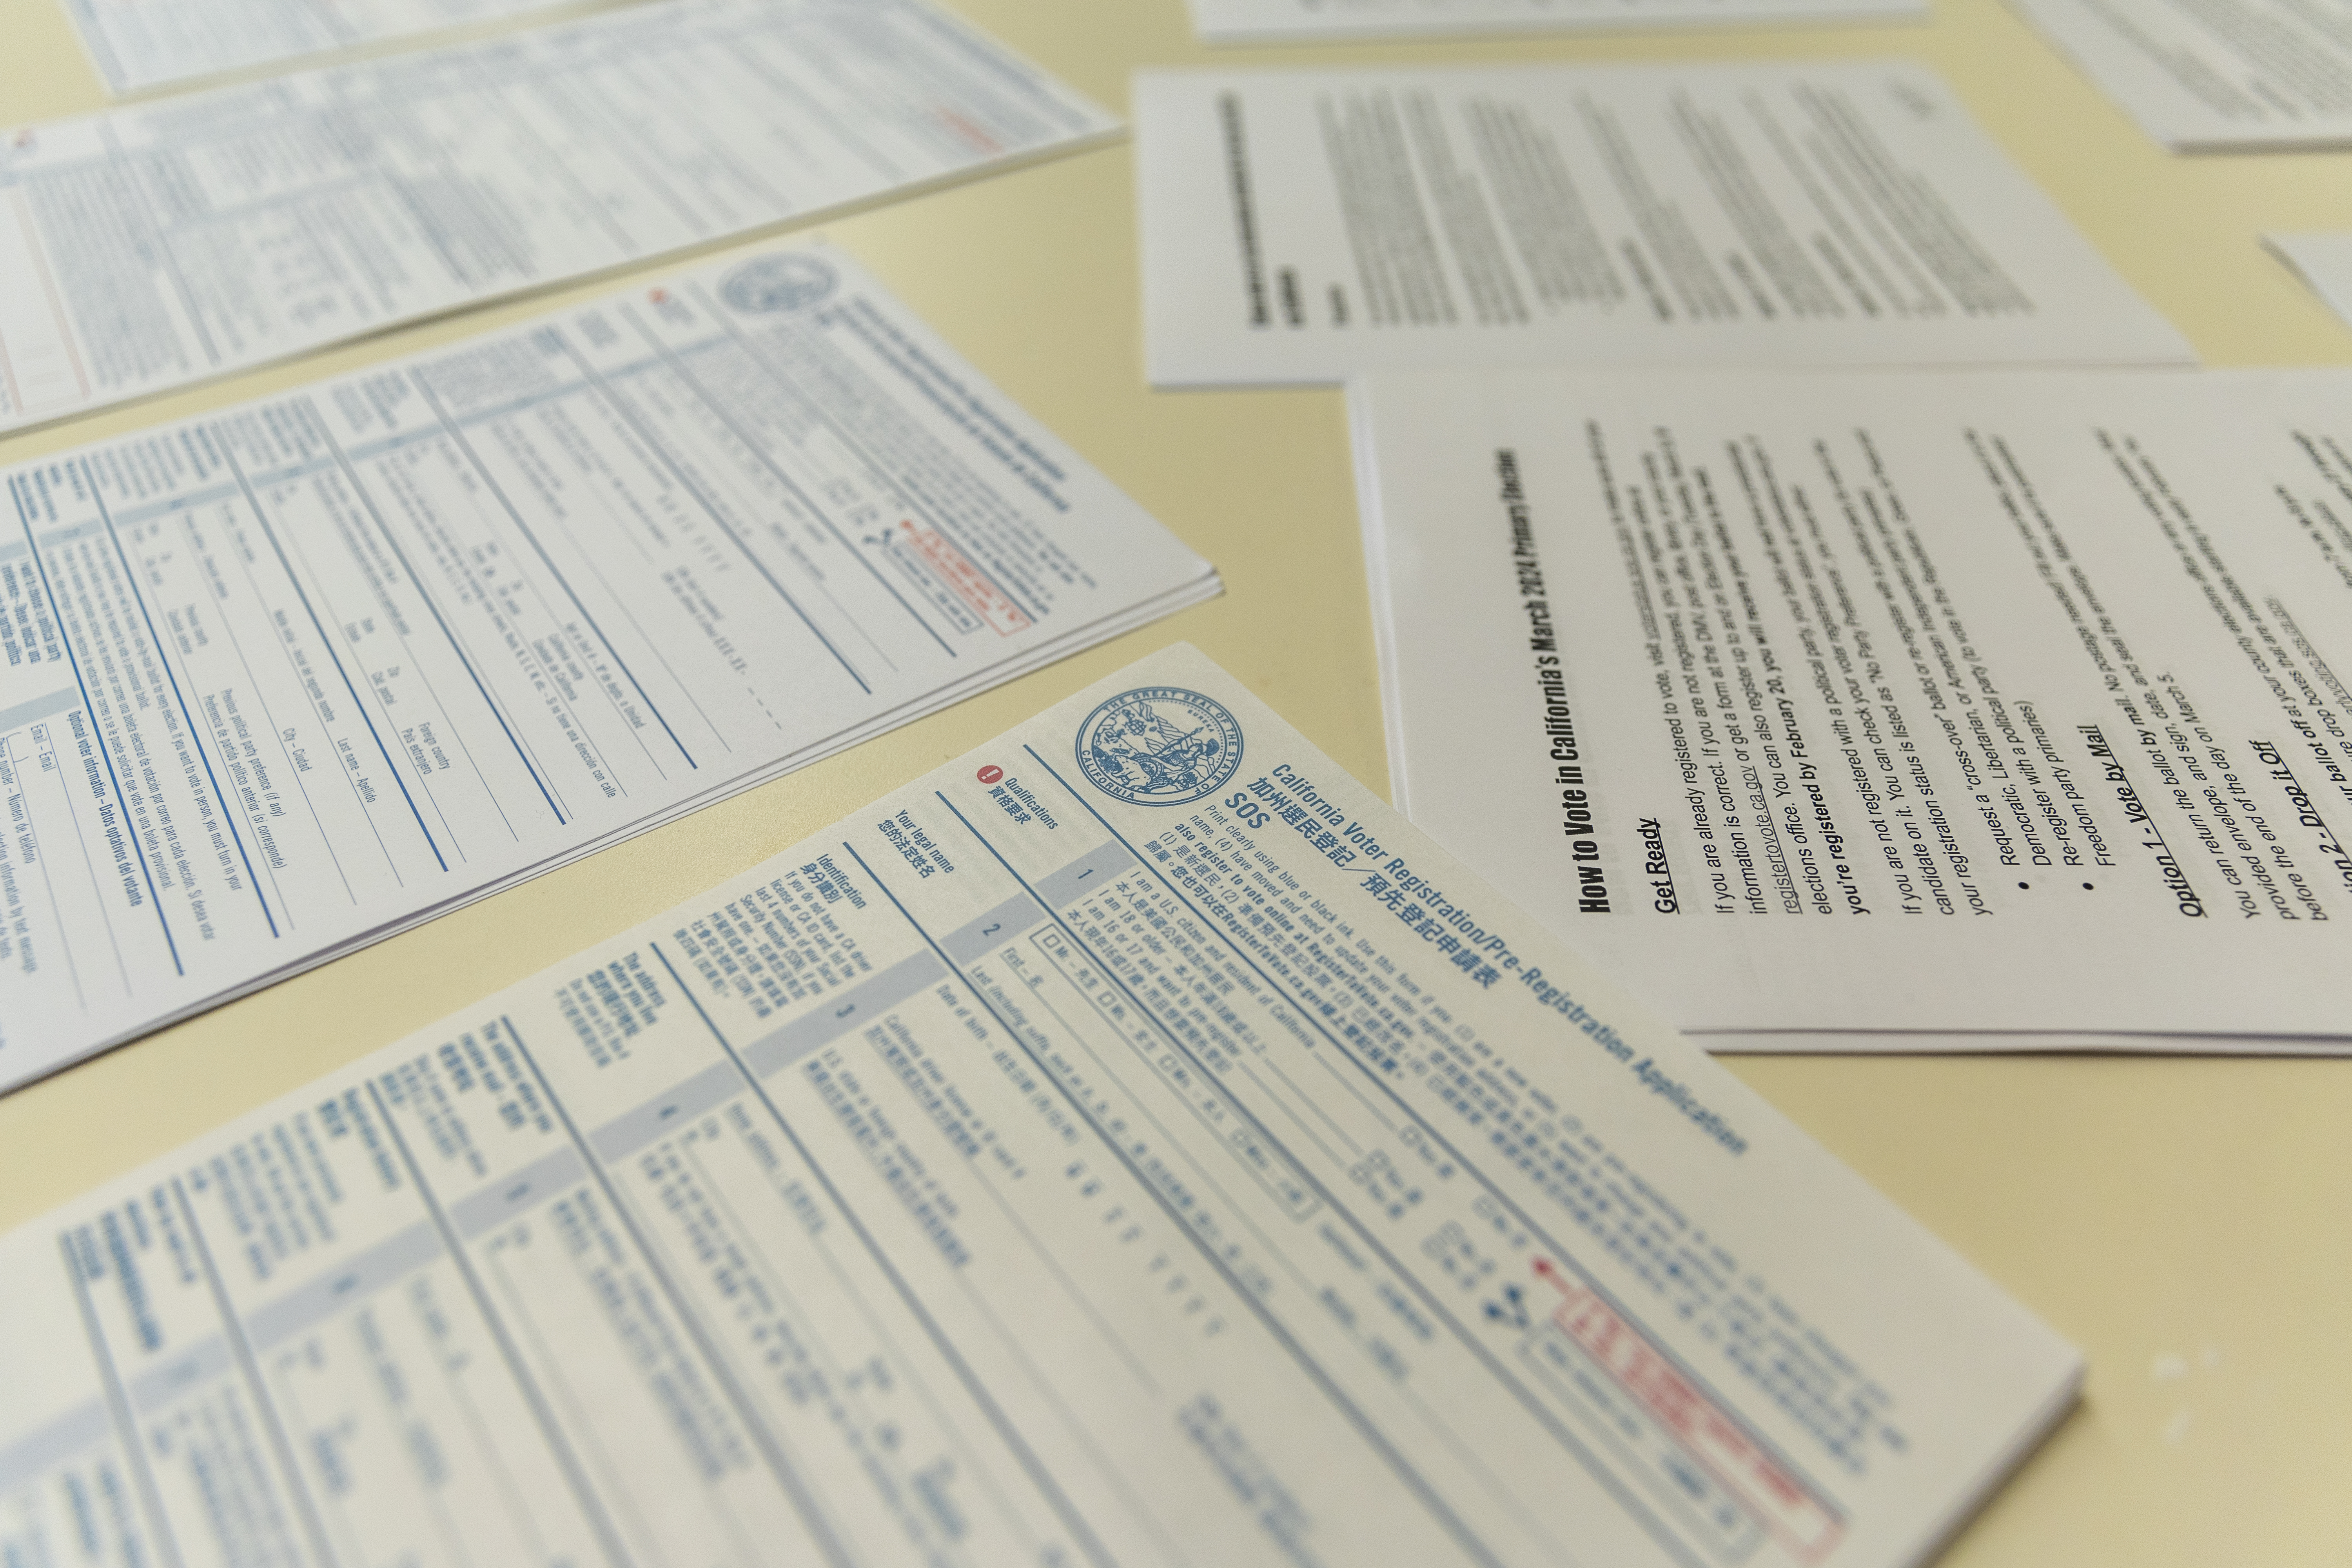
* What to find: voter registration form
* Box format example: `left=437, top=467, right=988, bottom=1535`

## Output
left=0, top=0, right=1119, bottom=436
left=0, top=644, right=2078, bottom=1568
left=62, top=0, right=608, bottom=94
left=1351, top=367, right=2352, bottom=1049
left=0, top=243, right=1218, bottom=1093
left=1136, top=63, right=2191, bottom=386
left=1189, top=0, right=1924, bottom=46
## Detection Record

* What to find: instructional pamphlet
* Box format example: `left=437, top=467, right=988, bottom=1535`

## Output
left=1189, top=0, right=1922, bottom=45
left=2268, top=234, right=2352, bottom=331
left=2009, top=0, right=2352, bottom=151
left=1138, top=63, right=2190, bottom=385
left=1352, top=367, right=2352, bottom=1049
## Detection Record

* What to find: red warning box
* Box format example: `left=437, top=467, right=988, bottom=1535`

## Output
left=900, top=519, right=1031, bottom=635
left=1539, top=1261, right=1844, bottom=1562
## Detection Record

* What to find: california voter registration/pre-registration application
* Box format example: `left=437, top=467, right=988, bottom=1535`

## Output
left=0, top=244, right=1215, bottom=1092
left=0, top=646, right=2076, bottom=1568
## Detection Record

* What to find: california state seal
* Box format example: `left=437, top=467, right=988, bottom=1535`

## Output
left=719, top=254, right=838, bottom=315
left=1074, top=686, right=1243, bottom=806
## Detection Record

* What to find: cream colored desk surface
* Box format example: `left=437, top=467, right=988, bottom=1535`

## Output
left=3, top=0, right=2349, bottom=1560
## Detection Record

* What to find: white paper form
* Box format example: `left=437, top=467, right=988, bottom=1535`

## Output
left=2007, top=0, right=2352, bottom=151
left=0, top=242, right=1218, bottom=1094
left=61, top=0, right=617, bottom=96
left=0, top=0, right=1119, bottom=437
left=0, top=642, right=2079, bottom=1568
left=1350, top=367, right=2352, bottom=1049
left=1190, top=0, right=1923, bottom=46
left=2267, top=233, right=2352, bottom=327
left=1136, top=64, right=2192, bottom=387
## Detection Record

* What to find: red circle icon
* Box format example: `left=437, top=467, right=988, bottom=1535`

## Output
left=977, top=765, right=1004, bottom=784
